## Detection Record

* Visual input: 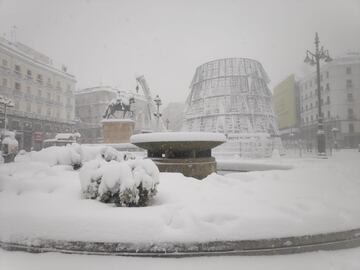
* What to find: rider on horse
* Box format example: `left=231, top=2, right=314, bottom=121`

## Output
left=103, top=91, right=135, bottom=119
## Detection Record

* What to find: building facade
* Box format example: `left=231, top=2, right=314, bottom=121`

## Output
left=75, top=86, right=155, bottom=143
left=298, top=53, right=360, bottom=149
left=184, top=58, right=281, bottom=157
left=161, top=102, right=185, bottom=131
left=272, top=74, right=301, bottom=147
left=0, top=37, right=76, bottom=151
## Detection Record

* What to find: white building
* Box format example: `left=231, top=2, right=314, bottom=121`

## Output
left=299, top=52, right=360, bottom=148
left=0, top=37, right=76, bottom=150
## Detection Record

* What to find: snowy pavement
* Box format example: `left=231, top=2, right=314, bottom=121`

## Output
left=0, top=149, right=360, bottom=245
left=1, top=247, right=360, bottom=270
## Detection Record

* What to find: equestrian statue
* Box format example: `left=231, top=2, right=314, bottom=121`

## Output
left=103, top=91, right=135, bottom=119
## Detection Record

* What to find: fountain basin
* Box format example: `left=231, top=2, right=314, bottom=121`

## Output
left=130, top=132, right=226, bottom=179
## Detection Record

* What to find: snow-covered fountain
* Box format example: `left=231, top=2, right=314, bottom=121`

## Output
left=130, top=132, right=226, bottom=179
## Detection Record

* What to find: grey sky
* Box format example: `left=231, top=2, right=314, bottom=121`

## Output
left=0, top=0, right=359, bottom=105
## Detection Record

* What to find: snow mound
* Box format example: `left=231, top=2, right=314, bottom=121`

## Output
left=18, top=144, right=134, bottom=169
left=79, top=158, right=159, bottom=207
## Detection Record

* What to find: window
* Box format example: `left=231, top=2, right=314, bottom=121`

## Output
left=320, top=74, right=323, bottom=81
left=346, top=79, right=352, bottom=89
left=67, top=84, right=71, bottom=91
left=14, top=65, right=21, bottom=73
left=349, top=123, right=354, bottom=133
left=38, top=89, right=42, bottom=97
left=326, top=71, right=329, bottom=78
left=2, top=59, right=8, bottom=67
left=47, top=78, right=52, bottom=85
left=47, top=93, right=51, bottom=101
left=326, top=83, right=330, bottom=90
left=15, top=82, right=21, bottom=90
left=347, top=93, right=354, bottom=101
left=348, top=108, right=354, bottom=119
left=37, top=106, right=42, bottom=115
left=27, top=70, right=32, bottom=78
left=326, top=96, right=330, bottom=104
left=306, top=104, right=308, bottom=111
left=311, top=115, right=313, bottom=121
left=27, top=86, right=31, bottom=95
left=37, top=74, right=43, bottom=83
left=346, top=66, right=352, bottom=74
left=327, top=111, right=330, bottom=118
left=26, top=103, right=31, bottom=112
left=309, top=80, right=312, bottom=87
left=2, top=78, right=7, bottom=87
left=47, top=107, right=51, bottom=116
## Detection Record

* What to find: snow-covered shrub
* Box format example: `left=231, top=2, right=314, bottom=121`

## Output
left=29, top=144, right=133, bottom=170
left=79, top=158, right=159, bottom=207
left=99, top=146, right=134, bottom=162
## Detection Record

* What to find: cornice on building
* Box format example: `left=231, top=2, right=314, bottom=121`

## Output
left=0, top=37, right=76, bottom=82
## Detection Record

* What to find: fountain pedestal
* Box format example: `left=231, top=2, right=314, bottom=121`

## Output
left=130, top=132, right=226, bottom=179
left=102, top=119, right=135, bottom=144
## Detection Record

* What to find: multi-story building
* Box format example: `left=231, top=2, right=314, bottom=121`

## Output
left=75, top=86, right=155, bottom=143
left=298, top=52, right=360, bottom=148
left=0, top=37, right=76, bottom=151
left=272, top=74, right=301, bottom=146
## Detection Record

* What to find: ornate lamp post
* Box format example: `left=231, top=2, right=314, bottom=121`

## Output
left=153, top=95, right=162, bottom=131
left=304, top=32, right=332, bottom=157
left=0, top=95, right=15, bottom=131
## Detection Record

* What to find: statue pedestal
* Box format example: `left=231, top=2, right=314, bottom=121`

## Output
left=101, top=119, right=135, bottom=144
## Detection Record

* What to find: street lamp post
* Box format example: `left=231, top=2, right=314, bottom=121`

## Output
left=153, top=95, right=162, bottom=132
left=304, top=32, right=332, bottom=157
left=0, top=95, right=15, bottom=131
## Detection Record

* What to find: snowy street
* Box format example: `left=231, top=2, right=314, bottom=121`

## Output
left=1, top=247, right=360, bottom=270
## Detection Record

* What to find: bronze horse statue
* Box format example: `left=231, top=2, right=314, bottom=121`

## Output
left=103, top=97, right=135, bottom=119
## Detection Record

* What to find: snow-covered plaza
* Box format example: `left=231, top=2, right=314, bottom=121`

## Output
left=1, top=146, right=360, bottom=251
left=1, top=147, right=360, bottom=268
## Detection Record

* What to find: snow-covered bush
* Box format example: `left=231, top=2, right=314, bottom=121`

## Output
left=100, top=146, right=134, bottom=162
left=30, top=144, right=82, bottom=169
left=79, top=158, right=159, bottom=207
left=29, top=144, right=133, bottom=170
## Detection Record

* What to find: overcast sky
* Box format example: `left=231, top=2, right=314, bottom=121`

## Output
left=0, top=0, right=359, bottom=105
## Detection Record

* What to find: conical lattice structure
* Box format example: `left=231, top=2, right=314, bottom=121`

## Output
left=184, top=58, right=280, bottom=157
left=184, top=58, right=279, bottom=135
